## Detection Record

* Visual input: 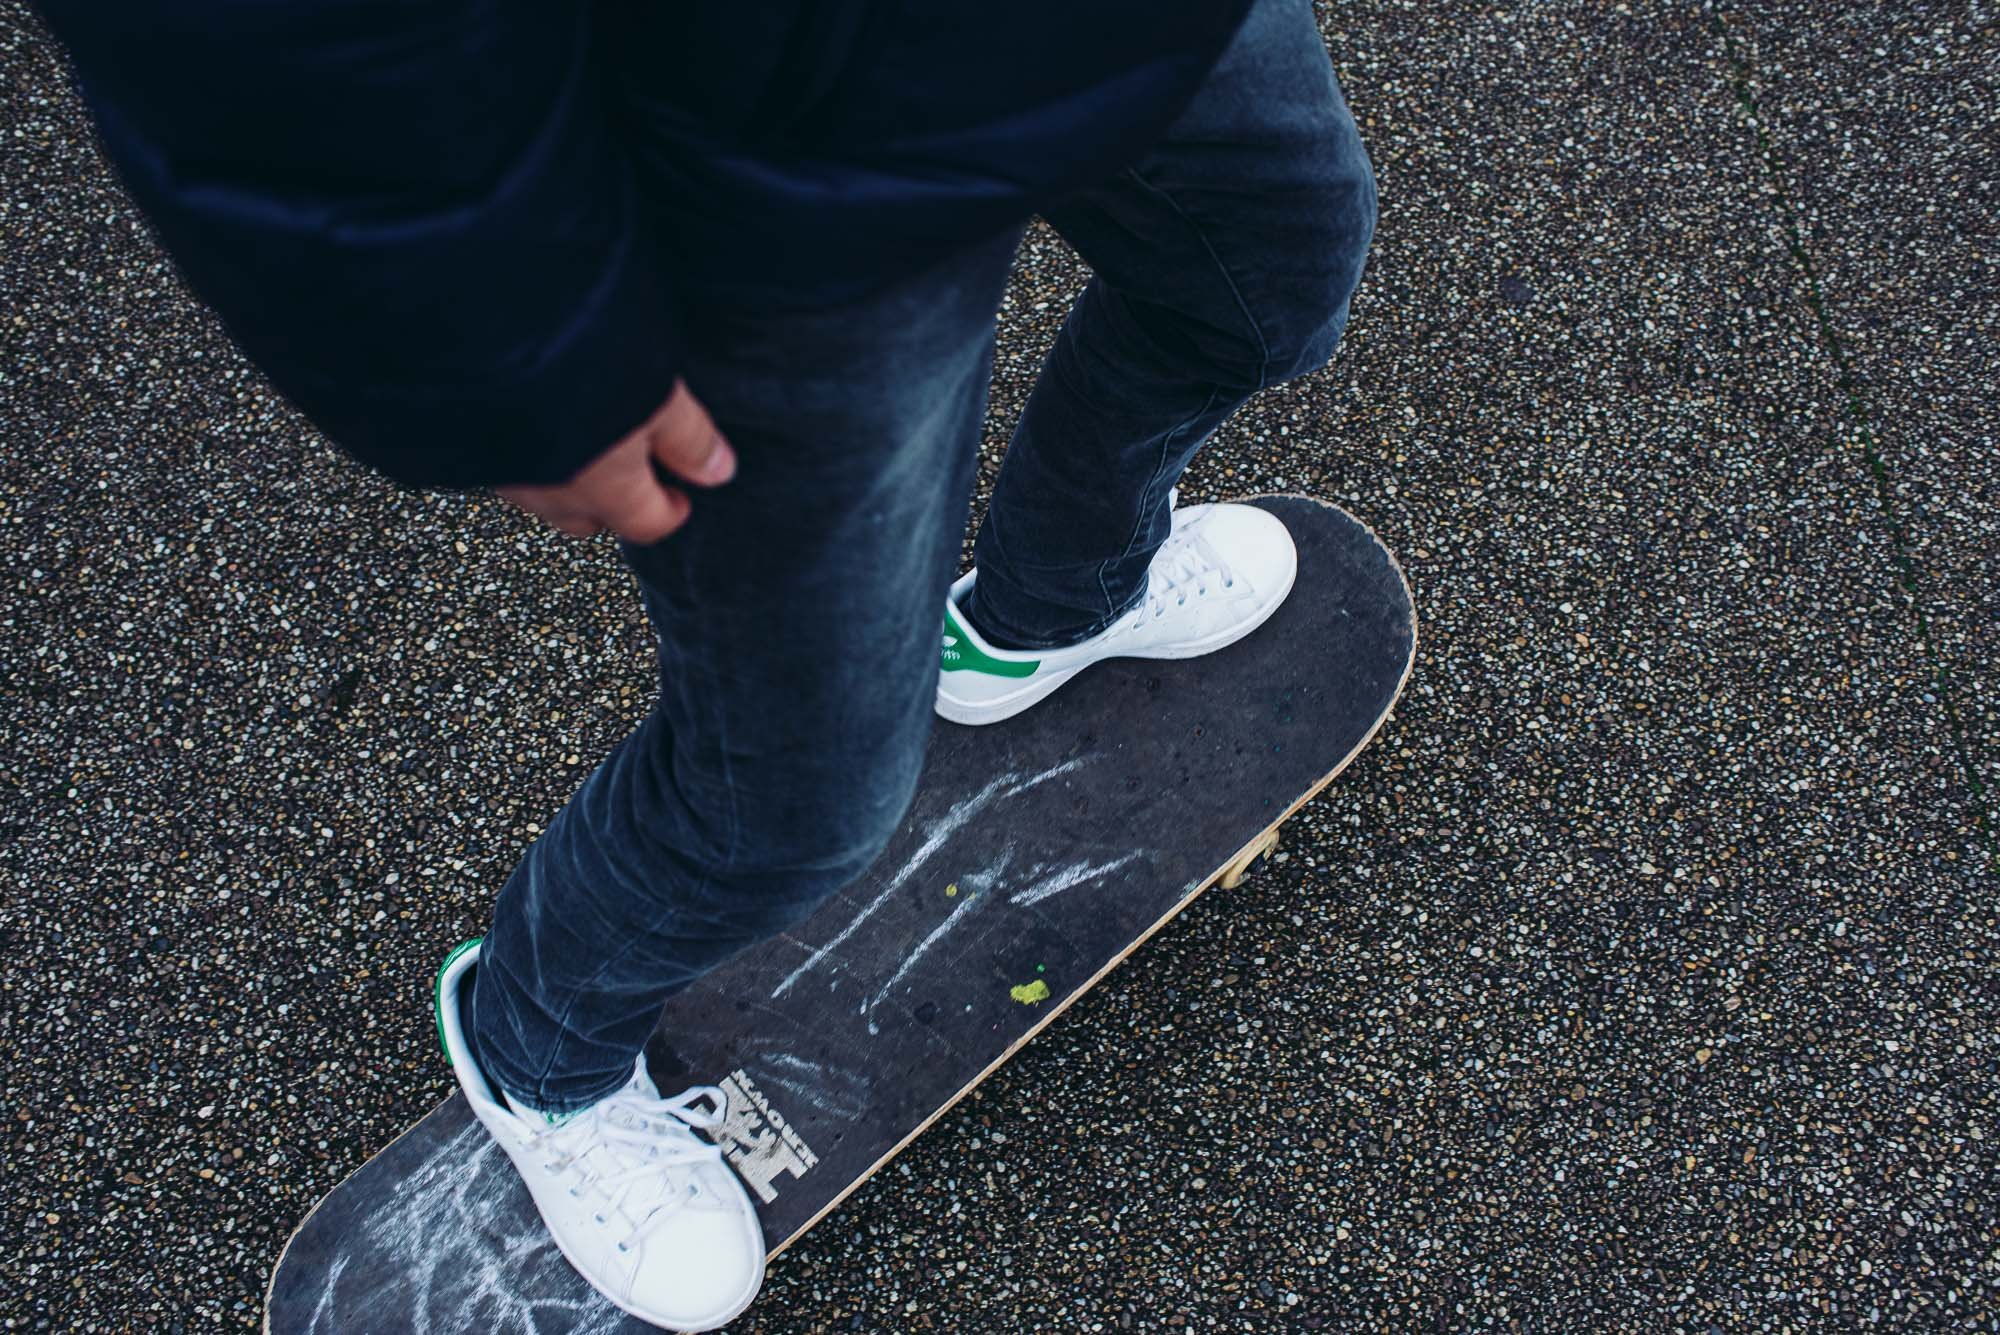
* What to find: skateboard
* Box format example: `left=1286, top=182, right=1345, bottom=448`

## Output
left=264, top=495, right=1416, bottom=1332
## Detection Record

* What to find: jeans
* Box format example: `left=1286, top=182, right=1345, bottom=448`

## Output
left=470, top=0, right=1376, bottom=1112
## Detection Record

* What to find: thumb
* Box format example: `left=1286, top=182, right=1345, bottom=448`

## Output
left=649, top=381, right=737, bottom=487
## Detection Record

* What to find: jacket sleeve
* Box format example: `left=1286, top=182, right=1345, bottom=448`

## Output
left=35, top=1, right=680, bottom=489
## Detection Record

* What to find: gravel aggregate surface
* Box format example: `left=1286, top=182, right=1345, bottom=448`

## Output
left=2, top=1, right=1994, bottom=1331
left=1722, top=0, right=1998, bottom=824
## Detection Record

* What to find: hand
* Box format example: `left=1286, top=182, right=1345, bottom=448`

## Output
left=496, top=380, right=736, bottom=543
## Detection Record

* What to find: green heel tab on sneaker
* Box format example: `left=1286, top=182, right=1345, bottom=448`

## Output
left=433, top=937, right=483, bottom=1056
left=941, top=605, right=1039, bottom=678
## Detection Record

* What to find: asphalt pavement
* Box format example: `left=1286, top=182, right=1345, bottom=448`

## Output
left=2, top=1, right=1993, bottom=1329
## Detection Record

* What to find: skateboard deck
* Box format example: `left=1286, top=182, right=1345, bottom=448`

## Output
left=265, top=495, right=1415, bottom=1332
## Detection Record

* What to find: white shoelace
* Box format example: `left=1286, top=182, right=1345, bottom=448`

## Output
left=530, top=1081, right=730, bottom=1253
left=1142, top=519, right=1236, bottom=620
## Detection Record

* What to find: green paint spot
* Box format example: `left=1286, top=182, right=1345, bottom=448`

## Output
left=1036, top=963, right=1045, bottom=973
left=1010, top=980, right=1051, bottom=1005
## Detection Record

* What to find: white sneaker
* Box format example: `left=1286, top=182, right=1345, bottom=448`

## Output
left=937, top=497, right=1297, bottom=725
left=433, top=940, right=766, bottom=1332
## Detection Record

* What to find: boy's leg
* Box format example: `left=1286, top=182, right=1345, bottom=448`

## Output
left=468, top=227, right=1022, bottom=1113
left=961, top=0, right=1376, bottom=650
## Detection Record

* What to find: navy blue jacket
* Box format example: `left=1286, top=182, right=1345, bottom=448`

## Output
left=38, top=2, right=1251, bottom=488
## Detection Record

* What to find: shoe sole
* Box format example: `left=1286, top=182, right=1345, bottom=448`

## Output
left=936, top=561, right=1297, bottom=727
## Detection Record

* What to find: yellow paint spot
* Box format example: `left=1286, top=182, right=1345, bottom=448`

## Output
left=945, top=883, right=958, bottom=897
left=1010, top=980, right=1051, bottom=1005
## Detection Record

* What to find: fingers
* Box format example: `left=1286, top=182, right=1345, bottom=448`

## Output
left=649, top=381, right=737, bottom=487
left=595, top=477, right=690, bottom=545
left=491, top=381, right=731, bottom=545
